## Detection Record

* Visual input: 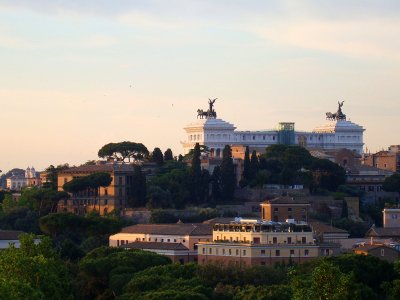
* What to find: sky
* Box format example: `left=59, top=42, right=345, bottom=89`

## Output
left=1, top=0, right=399, bottom=173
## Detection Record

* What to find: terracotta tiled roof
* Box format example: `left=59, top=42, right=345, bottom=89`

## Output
left=0, top=230, right=23, bottom=240
left=366, top=227, right=400, bottom=238
left=122, top=242, right=189, bottom=251
left=261, top=195, right=310, bottom=205
left=309, top=220, right=349, bottom=235
left=120, top=224, right=212, bottom=236
left=202, top=218, right=234, bottom=224
left=353, top=244, right=394, bottom=252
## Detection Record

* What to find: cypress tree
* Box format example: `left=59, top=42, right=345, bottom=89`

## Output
left=151, top=147, right=164, bottom=166
left=130, top=166, right=147, bottom=207
left=250, top=150, right=259, bottom=179
left=220, top=145, right=236, bottom=203
left=191, top=143, right=202, bottom=203
left=243, top=146, right=251, bottom=182
left=211, top=166, right=222, bottom=204
left=164, top=148, right=173, bottom=161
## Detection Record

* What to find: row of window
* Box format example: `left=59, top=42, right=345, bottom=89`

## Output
left=189, top=134, right=202, bottom=141
left=215, top=236, right=308, bottom=244
left=202, top=247, right=310, bottom=257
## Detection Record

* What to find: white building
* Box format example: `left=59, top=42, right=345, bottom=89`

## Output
left=182, top=101, right=364, bottom=157
left=6, top=166, right=41, bottom=191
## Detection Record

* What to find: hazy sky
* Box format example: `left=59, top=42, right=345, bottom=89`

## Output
left=1, top=1, right=399, bottom=173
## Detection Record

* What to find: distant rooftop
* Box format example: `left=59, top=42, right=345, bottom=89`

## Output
left=120, top=223, right=212, bottom=236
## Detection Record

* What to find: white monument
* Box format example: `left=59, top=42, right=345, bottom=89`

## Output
left=182, top=100, right=364, bottom=157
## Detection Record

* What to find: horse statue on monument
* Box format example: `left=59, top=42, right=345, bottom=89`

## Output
left=326, top=100, right=346, bottom=121
left=196, top=98, right=218, bottom=119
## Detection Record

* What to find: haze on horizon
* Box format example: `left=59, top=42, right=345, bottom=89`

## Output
left=1, top=0, right=399, bottom=173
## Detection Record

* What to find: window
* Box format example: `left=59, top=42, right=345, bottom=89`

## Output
left=381, top=249, right=385, bottom=256
left=301, top=237, right=306, bottom=244
left=261, top=249, right=266, bottom=255
left=274, top=207, right=279, bottom=212
left=104, top=199, right=108, bottom=205
left=273, top=237, right=277, bottom=244
left=392, top=214, right=398, bottom=219
left=287, top=237, right=292, bottom=244
left=119, top=177, right=123, bottom=185
left=288, top=207, right=292, bottom=212
left=167, top=239, right=170, bottom=242
left=290, top=249, right=294, bottom=256
left=104, top=189, right=108, bottom=196
left=275, top=250, right=280, bottom=256
left=236, top=249, right=239, bottom=256
left=161, top=239, right=164, bottom=242
left=229, top=249, right=232, bottom=255
left=305, top=249, right=309, bottom=256
left=222, top=249, right=226, bottom=255
left=202, top=248, right=205, bottom=254
left=243, top=250, right=246, bottom=256
left=368, top=186, right=374, bottom=192
left=209, top=248, right=212, bottom=254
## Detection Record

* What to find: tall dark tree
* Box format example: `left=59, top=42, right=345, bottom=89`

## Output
left=250, top=150, right=259, bottom=179
left=191, top=143, right=202, bottom=203
left=220, top=145, right=236, bottom=203
left=129, top=166, right=147, bottom=207
left=178, top=154, right=184, bottom=162
left=242, top=146, right=251, bottom=184
left=200, top=169, right=211, bottom=203
left=151, top=147, right=164, bottom=166
left=164, top=148, right=173, bottom=161
left=211, top=166, right=222, bottom=204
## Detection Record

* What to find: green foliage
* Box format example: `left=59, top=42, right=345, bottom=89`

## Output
left=147, top=161, right=192, bottom=209
left=151, top=147, right=164, bottom=166
left=250, top=150, right=259, bottom=179
left=383, top=173, right=400, bottom=195
left=220, top=146, right=236, bottom=203
left=77, top=247, right=171, bottom=299
left=242, top=146, right=251, bottom=185
left=258, top=145, right=346, bottom=192
left=43, top=164, right=69, bottom=190
left=19, top=187, right=69, bottom=216
left=191, top=143, right=203, bottom=204
left=122, top=264, right=211, bottom=299
left=0, top=234, right=73, bottom=299
left=290, top=260, right=353, bottom=300
left=128, top=166, right=147, bottom=207
left=332, top=218, right=369, bottom=238
left=0, top=207, right=40, bottom=233
left=211, top=166, right=222, bottom=204
left=63, top=172, right=112, bottom=195
left=98, top=141, right=149, bottom=162
left=164, top=148, right=174, bottom=161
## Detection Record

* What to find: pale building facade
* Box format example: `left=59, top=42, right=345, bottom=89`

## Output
left=182, top=101, right=364, bottom=157
left=6, top=166, right=41, bottom=191
left=109, top=223, right=212, bottom=263
left=197, top=219, right=320, bottom=266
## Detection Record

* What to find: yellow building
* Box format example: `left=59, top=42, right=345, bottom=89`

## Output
left=57, top=163, right=136, bottom=215
left=197, top=219, right=320, bottom=266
